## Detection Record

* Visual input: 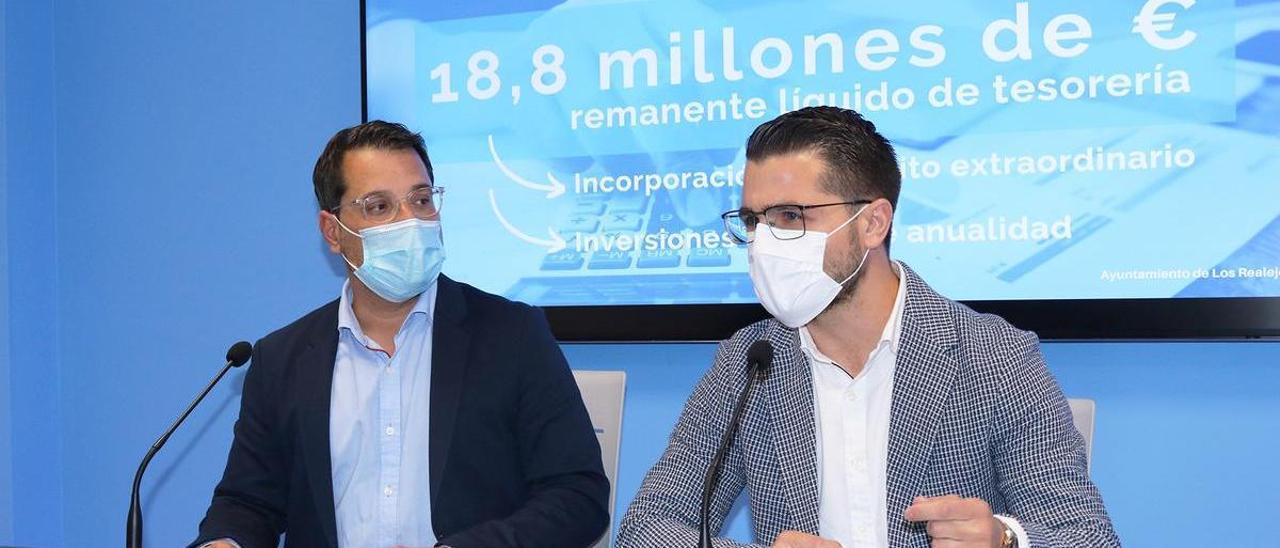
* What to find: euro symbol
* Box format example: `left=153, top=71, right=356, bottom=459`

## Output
left=1132, top=0, right=1198, bottom=51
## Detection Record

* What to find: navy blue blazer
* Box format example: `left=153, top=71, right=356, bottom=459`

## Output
left=194, top=275, right=609, bottom=547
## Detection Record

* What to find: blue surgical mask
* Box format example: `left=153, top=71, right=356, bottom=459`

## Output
left=336, top=217, right=445, bottom=303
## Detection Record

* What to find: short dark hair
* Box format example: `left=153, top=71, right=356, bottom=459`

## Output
left=745, top=106, right=901, bottom=249
left=312, top=120, right=434, bottom=212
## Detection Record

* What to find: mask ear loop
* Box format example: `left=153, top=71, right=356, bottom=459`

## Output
left=330, top=212, right=364, bottom=271
left=838, top=249, right=871, bottom=285
left=834, top=203, right=874, bottom=285
left=828, top=202, right=871, bottom=236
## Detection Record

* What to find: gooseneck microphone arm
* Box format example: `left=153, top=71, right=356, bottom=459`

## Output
left=698, top=340, right=774, bottom=548
left=127, top=341, right=253, bottom=548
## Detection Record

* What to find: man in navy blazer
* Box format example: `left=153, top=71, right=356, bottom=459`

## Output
left=193, top=121, right=608, bottom=548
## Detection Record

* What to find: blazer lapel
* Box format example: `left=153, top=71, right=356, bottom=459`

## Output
left=297, top=303, right=341, bottom=548
left=885, top=266, right=961, bottom=546
left=429, top=276, right=470, bottom=503
left=762, top=325, right=822, bottom=534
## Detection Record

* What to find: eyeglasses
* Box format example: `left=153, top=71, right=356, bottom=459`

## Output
left=332, top=186, right=445, bottom=223
left=721, top=200, right=871, bottom=244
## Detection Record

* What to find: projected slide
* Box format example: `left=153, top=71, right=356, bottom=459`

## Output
left=365, top=0, right=1280, bottom=305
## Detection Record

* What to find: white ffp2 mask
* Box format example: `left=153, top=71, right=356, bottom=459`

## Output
left=748, top=205, right=870, bottom=328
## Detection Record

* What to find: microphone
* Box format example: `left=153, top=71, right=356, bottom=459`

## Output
left=127, top=341, right=253, bottom=548
left=698, top=340, right=774, bottom=548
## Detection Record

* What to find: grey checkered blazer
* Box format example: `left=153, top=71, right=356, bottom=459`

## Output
left=618, top=264, right=1119, bottom=548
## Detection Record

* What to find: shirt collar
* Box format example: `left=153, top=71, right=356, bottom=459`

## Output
left=883, top=260, right=907, bottom=354
left=800, top=260, right=908, bottom=363
left=337, top=279, right=437, bottom=342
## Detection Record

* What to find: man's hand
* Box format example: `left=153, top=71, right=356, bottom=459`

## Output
left=772, top=530, right=842, bottom=548
left=904, top=495, right=1003, bottom=548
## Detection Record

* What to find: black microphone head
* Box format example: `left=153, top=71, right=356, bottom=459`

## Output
left=746, top=340, right=774, bottom=377
left=226, top=341, right=253, bottom=367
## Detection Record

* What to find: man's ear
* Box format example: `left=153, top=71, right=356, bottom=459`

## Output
left=319, top=210, right=342, bottom=254
left=860, top=198, right=895, bottom=250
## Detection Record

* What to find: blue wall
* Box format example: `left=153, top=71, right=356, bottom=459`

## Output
left=3, top=1, right=1278, bottom=546
left=0, top=0, right=11, bottom=538
left=5, top=0, right=63, bottom=544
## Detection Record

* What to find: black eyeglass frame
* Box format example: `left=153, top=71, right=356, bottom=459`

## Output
left=721, top=199, right=873, bottom=244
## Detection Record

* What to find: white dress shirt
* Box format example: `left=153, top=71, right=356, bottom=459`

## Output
left=803, top=262, right=1029, bottom=548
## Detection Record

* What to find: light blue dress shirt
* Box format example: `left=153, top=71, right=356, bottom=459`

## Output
left=330, top=280, right=438, bottom=547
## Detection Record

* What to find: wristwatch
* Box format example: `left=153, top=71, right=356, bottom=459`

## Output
left=999, top=520, right=1018, bottom=548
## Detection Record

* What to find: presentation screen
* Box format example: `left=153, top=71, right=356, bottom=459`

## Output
left=364, top=0, right=1280, bottom=339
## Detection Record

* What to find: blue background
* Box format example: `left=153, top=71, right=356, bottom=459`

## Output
left=2, top=1, right=1279, bottom=546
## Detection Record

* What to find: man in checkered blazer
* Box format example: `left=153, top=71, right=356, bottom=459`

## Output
left=618, top=107, right=1119, bottom=548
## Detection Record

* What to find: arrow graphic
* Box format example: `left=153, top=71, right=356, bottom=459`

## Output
left=487, top=134, right=567, bottom=199
left=488, top=189, right=567, bottom=253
